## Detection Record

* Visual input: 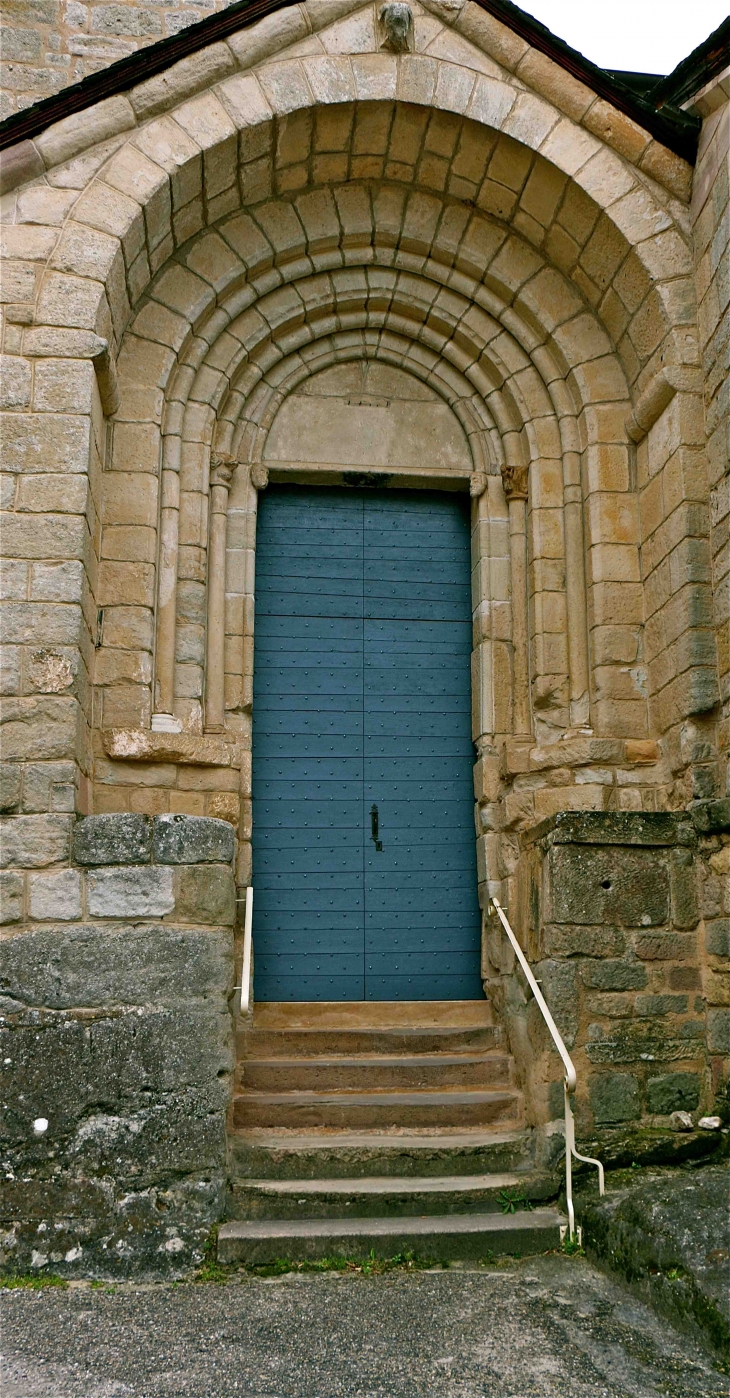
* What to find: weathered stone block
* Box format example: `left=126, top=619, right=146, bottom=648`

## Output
left=153, top=813, right=235, bottom=865
left=174, top=865, right=236, bottom=925
left=635, top=993, right=689, bottom=1017
left=690, top=798, right=730, bottom=834
left=1, top=922, right=233, bottom=1009
left=28, top=868, right=82, bottom=922
left=581, top=959, right=648, bottom=991
left=537, top=811, right=694, bottom=847
left=1, top=1007, right=230, bottom=1163
left=708, top=1009, right=730, bottom=1055
left=548, top=844, right=669, bottom=927
left=586, top=1023, right=701, bottom=1064
left=706, top=920, right=730, bottom=957
left=0, top=763, right=21, bottom=812
left=73, top=813, right=152, bottom=865
left=646, top=1073, right=700, bottom=1114
left=543, top=923, right=626, bottom=957
left=86, top=867, right=174, bottom=919
left=670, top=847, right=699, bottom=928
left=589, top=1072, right=641, bottom=1123
left=0, top=696, right=77, bottom=761
left=536, top=959, right=578, bottom=1047
left=0, top=870, right=23, bottom=924
left=0, top=813, right=72, bottom=869
left=668, top=966, right=701, bottom=990
left=3, top=1175, right=226, bottom=1280
left=634, top=932, right=694, bottom=960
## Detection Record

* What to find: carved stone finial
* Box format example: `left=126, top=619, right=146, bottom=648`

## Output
left=469, top=471, right=488, bottom=498
left=250, top=464, right=269, bottom=491
left=501, top=463, right=529, bottom=501
left=380, top=3, right=413, bottom=52
left=210, top=452, right=235, bottom=490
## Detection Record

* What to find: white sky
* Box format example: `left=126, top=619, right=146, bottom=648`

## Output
left=519, top=1, right=728, bottom=76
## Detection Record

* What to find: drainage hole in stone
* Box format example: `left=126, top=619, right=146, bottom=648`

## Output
left=601, top=880, right=611, bottom=889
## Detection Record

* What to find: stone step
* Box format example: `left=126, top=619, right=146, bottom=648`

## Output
left=229, top=1171, right=556, bottom=1219
left=232, top=1088, right=522, bottom=1131
left=238, top=1025, right=505, bottom=1058
left=240, top=1053, right=514, bottom=1093
left=218, top=1209, right=564, bottom=1265
left=227, top=1128, right=536, bottom=1180
left=252, top=1001, right=494, bottom=1030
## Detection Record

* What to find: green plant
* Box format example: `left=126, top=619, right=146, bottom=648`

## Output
left=246, top=1250, right=434, bottom=1278
left=195, top=1225, right=230, bottom=1285
left=560, top=1235, right=584, bottom=1257
left=498, top=1188, right=534, bottom=1214
left=1, top=1273, right=68, bottom=1290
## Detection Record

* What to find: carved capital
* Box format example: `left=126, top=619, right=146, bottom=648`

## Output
left=501, top=463, right=529, bottom=501
left=379, top=3, right=413, bottom=52
left=210, top=452, right=236, bottom=491
left=250, top=464, right=269, bottom=492
left=469, top=471, right=488, bottom=498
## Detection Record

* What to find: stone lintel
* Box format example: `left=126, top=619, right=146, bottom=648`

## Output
left=523, top=811, right=697, bottom=848
left=265, top=463, right=473, bottom=491
left=102, top=728, right=237, bottom=767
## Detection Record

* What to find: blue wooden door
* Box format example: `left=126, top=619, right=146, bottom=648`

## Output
left=252, top=487, right=482, bottom=1001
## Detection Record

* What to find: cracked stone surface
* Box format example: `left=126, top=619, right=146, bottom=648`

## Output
left=1, top=1254, right=726, bottom=1397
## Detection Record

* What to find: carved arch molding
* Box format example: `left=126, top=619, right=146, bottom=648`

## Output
left=91, top=82, right=690, bottom=794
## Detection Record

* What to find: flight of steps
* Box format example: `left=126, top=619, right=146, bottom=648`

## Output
left=218, top=1001, right=564, bottom=1265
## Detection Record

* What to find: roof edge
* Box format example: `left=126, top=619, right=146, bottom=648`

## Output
left=0, top=0, right=700, bottom=161
left=652, top=17, right=730, bottom=109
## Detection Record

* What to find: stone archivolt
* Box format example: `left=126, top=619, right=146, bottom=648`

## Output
left=1, top=10, right=711, bottom=828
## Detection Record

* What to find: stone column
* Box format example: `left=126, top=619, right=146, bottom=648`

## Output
left=469, top=472, right=492, bottom=742
left=152, top=431, right=182, bottom=732
left=204, top=453, right=236, bottom=734
left=236, top=463, right=268, bottom=890
left=562, top=450, right=591, bottom=731
left=503, top=464, right=531, bottom=738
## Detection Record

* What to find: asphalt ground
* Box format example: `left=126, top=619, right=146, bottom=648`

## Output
left=1, top=1254, right=727, bottom=1397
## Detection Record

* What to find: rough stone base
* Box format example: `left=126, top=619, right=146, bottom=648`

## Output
left=0, top=919, right=234, bottom=1277
left=577, top=1160, right=730, bottom=1357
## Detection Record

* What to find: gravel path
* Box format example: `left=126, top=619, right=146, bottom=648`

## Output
left=2, top=1254, right=726, bottom=1397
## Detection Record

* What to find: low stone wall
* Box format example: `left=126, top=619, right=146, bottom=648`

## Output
left=487, top=809, right=729, bottom=1139
left=0, top=813, right=237, bottom=1278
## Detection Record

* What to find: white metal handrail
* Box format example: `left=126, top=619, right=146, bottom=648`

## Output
left=490, top=896, right=604, bottom=1242
left=239, top=886, right=253, bottom=1016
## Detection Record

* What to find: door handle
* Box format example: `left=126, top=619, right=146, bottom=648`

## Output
left=370, top=803, right=383, bottom=852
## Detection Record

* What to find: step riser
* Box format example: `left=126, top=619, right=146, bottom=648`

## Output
left=239, top=1027, right=504, bottom=1057
left=229, top=1185, right=556, bottom=1220
left=227, top=1134, right=535, bottom=1180
left=233, top=1096, right=521, bottom=1130
left=240, top=1058, right=513, bottom=1093
left=218, top=1217, right=562, bottom=1265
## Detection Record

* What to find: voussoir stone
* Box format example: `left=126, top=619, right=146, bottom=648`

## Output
left=73, top=813, right=152, bottom=866
left=153, top=814, right=235, bottom=866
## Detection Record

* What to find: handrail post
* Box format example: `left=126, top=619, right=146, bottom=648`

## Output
left=489, top=897, right=604, bottom=1241
left=240, top=885, right=253, bottom=1018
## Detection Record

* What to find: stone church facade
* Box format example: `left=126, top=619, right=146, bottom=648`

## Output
left=0, top=1, right=728, bottom=1273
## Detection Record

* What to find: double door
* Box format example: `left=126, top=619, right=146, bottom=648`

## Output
left=252, top=486, right=482, bottom=1001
